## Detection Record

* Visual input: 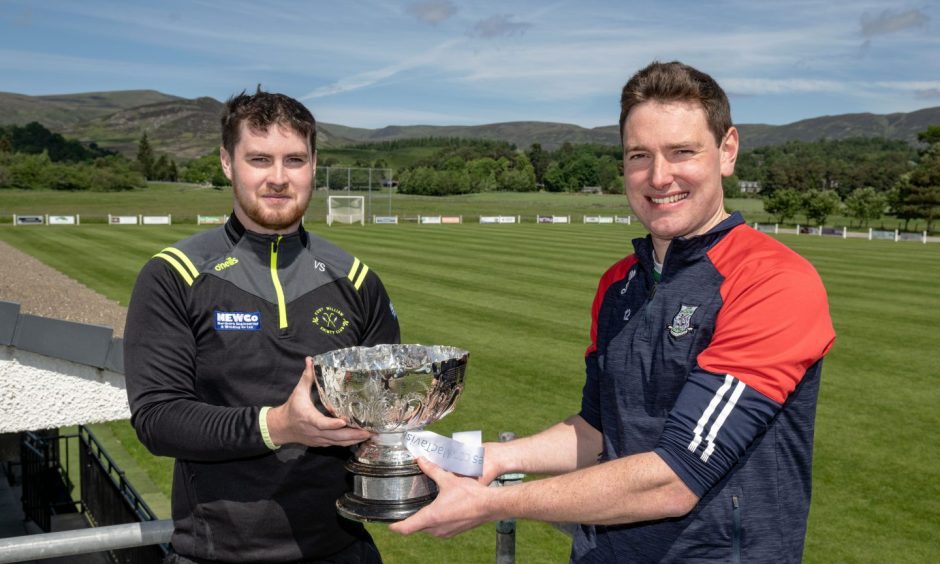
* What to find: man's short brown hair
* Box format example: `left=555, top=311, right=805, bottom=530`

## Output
left=619, top=61, right=732, bottom=146
left=221, top=86, right=317, bottom=156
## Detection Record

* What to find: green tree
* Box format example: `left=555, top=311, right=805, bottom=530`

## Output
left=137, top=133, right=155, bottom=180
left=904, top=144, right=940, bottom=232
left=802, top=189, right=842, bottom=227
left=763, top=188, right=802, bottom=224
left=542, top=161, right=570, bottom=192
left=722, top=174, right=742, bottom=198
left=917, top=125, right=940, bottom=147
left=844, top=187, right=887, bottom=227
left=152, top=155, right=179, bottom=182
left=467, top=158, right=500, bottom=192
left=7, top=151, right=54, bottom=189
left=525, top=143, right=550, bottom=187
left=182, top=154, right=227, bottom=186
left=597, top=156, right=621, bottom=194
left=890, top=176, right=921, bottom=231
left=498, top=155, right=537, bottom=192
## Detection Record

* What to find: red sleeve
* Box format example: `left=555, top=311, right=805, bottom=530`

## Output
left=699, top=228, right=835, bottom=404
left=586, top=255, right=638, bottom=356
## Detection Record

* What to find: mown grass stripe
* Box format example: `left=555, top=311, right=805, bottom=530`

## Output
left=1, top=221, right=938, bottom=563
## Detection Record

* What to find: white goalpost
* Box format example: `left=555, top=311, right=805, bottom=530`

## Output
left=326, top=195, right=365, bottom=226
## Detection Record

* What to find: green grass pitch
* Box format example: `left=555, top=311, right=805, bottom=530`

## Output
left=1, top=216, right=938, bottom=562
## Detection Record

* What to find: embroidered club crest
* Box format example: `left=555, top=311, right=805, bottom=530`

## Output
left=312, top=306, right=349, bottom=335
left=668, top=305, right=698, bottom=337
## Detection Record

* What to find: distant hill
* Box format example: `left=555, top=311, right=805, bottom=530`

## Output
left=1, top=90, right=937, bottom=161
left=735, top=107, right=940, bottom=150
left=329, top=121, right=621, bottom=149
left=62, top=96, right=226, bottom=161
left=0, top=90, right=181, bottom=130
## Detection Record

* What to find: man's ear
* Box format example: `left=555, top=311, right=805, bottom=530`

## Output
left=220, top=146, right=234, bottom=181
left=720, top=127, right=739, bottom=178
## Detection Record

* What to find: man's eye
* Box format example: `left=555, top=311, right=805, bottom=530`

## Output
left=627, top=153, right=648, bottom=161
left=250, top=157, right=269, bottom=164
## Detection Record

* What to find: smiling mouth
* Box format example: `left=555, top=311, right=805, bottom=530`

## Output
left=649, top=193, right=689, bottom=205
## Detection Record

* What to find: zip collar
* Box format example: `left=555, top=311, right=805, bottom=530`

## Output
left=633, top=212, right=746, bottom=279
left=224, top=211, right=310, bottom=248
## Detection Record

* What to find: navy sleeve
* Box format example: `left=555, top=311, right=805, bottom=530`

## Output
left=654, top=367, right=779, bottom=497
left=580, top=352, right=602, bottom=431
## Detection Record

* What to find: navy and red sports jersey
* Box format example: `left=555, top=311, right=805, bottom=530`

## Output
left=574, top=212, right=835, bottom=563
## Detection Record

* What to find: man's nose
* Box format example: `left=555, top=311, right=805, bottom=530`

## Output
left=650, top=154, right=673, bottom=190
left=268, top=161, right=288, bottom=187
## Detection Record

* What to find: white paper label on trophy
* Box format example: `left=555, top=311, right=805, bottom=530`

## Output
left=404, top=430, right=484, bottom=477
left=450, top=430, right=482, bottom=447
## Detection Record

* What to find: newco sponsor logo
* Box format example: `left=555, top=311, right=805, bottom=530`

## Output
left=214, top=310, right=261, bottom=331
left=214, top=257, right=239, bottom=271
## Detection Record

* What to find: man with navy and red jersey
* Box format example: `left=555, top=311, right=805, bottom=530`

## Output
left=391, top=61, right=835, bottom=563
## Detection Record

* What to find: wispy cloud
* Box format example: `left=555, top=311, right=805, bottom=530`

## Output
left=301, top=38, right=464, bottom=100
left=2, top=0, right=937, bottom=128
left=470, top=14, right=532, bottom=38
left=860, top=8, right=929, bottom=38
left=406, top=0, right=457, bottom=24
left=722, top=78, right=848, bottom=96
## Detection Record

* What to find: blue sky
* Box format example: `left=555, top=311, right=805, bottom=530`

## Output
left=1, top=1, right=938, bottom=129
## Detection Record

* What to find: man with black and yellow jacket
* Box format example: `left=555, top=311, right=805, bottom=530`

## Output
left=125, top=89, right=399, bottom=563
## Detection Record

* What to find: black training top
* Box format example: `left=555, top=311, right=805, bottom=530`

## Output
left=124, top=214, right=400, bottom=562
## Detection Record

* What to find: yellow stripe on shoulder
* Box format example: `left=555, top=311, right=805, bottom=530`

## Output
left=161, top=247, right=200, bottom=280
left=354, top=264, right=369, bottom=291
left=153, top=252, right=194, bottom=286
left=346, top=256, right=369, bottom=290
left=347, top=257, right=361, bottom=282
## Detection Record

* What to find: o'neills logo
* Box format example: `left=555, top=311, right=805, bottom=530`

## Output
left=312, top=306, right=349, bottom=335
left=214, top=257, right=239, bottom=271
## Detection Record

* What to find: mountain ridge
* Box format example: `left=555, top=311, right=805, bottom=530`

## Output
left=1, top=90, right=937, bottom=161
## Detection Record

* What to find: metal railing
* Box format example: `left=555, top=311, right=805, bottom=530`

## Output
left=20, top=430, right=80, bottom=532
left=5, top=426, right=168, bottom=563
left=77, top=426, right=167, bottom=563
left=0, top=519, right=172, bottom=563
left=3, top=430, right=537, bottom=563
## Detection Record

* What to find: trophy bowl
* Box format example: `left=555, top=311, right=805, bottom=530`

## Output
left=313, top=344, right=469, bottom=522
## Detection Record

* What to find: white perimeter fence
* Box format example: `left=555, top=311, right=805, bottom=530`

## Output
left=752, top=223, right=936, bottom=244
left=9, top=214, right=937, bottom=243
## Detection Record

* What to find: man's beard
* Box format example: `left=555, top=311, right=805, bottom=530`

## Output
left=232, top=172, right=311, bottom=232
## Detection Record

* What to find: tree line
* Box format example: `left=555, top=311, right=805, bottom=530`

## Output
left=2, top=120, right=938, bottom=231
left=756, top=128, right=940, bottom=231
left=0, top=122, right=144, bottom=191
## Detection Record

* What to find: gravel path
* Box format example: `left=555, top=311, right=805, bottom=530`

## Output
left=0, top=240, right=127, bottom=337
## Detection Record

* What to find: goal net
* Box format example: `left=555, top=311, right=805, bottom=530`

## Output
left=327, top=195, right=365, bottom=226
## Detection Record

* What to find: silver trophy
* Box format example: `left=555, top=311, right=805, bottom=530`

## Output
left=312, top=344, right=469, bottom=522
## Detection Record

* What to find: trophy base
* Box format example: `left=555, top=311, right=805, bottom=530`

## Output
left=337, top=492, right=436, bottom=523
left=338, top=460, right=437, bottom=523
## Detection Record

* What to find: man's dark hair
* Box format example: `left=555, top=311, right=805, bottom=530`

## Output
left=619, top=61, right=732, bottom=146
left=221, top=86, right=317, bottom=155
